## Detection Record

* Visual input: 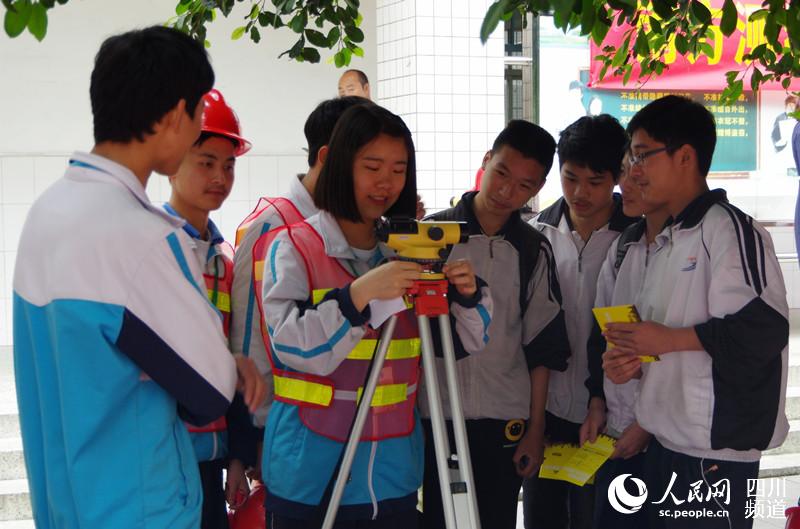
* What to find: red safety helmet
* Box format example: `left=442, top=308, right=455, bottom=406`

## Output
left=228, top=483, right=266, bottom=529
left=201, top=89, right=252, bottom=157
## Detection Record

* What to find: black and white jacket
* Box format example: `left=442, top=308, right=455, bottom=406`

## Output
left=420, top=192, right=570, bottom=421
left=531, top=195, right=638, bottom=425
left=634, top=189, right=789, bottom=461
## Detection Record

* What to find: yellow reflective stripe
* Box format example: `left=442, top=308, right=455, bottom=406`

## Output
left=207, top=290, right=231, bottom=313
left=356, top=383, right=409, bottom=407
left=348, top=338, right=421, bottom=360
left=235, top=226, right=248, bottom=248
left=273, top=375, right=333, bottom=407
left=312, top=288, right=333, bottom=305
left=254, top=260, right=264, bottom=281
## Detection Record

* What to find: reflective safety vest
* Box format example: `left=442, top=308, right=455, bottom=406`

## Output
left=235, top=197, right=305, bottom=250
left=187, top=241, right=234, bottom=434
left=255, top=220, right=421, bottom=442
left=242, top=197, right=305, bottom=361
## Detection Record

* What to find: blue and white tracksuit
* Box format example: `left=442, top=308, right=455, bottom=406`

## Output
left=14, top=152, right=237, bottom=529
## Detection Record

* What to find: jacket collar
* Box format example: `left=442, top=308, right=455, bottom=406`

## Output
left=287, top=173, right=319, bottom=219
left=673, top=188, right=728, bottom=230
left=68, top=151, right=184, bottom=230
left=454, top=191, right=525, bottom=237
left=313, top=211, right=392, bottom=263
left=162, top=203, right=225, bottom=245
left=537, top=193, right=636, bottom=233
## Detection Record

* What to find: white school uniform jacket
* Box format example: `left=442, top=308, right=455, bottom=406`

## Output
left=531, top=196, right=638, bottom=425
left=13, top=152, right=237, bottom=529
left=587, top=219, right=670, bottom=436
left=634, top=189, right=789, bottom=462
left=230, top=175, right=318, bottom=427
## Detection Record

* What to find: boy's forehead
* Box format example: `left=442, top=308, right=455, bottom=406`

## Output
left=560, top=161, right=613, bottom=180
left=491, top=146, right=545, bottom=183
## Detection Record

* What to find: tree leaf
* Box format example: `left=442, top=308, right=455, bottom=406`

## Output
left=765, top=13, right=780, bottom=48
left=327, top=26, right=340, bottom=46
left=580, top=0, right=595, bottom=36
left=480, top=0, right=507, bottom=43
left=634, top=29, right=649, bottom=57
left=591, top=14, right=610, bottom=45
left=344, top=24, right=363, bottom=42
left=651, top=0, right=673, bottom=20
left=720, top=0, right=738, bottom=36
left=750, top=67, right=763, bottom=91
left=334, top=49, right=345, bottom=67
left=231, top=25, right=246, bottom=40
left=27, top=1, right=46, bottom=41
left=690, top=0, right=712, bottom=25
left=749, top=9, right=769, bottom=21
left=4, top=0, right=31, bottom=38
left=250, top=26, right=261, bottom=43
left=302, top=47, right=321, bottom=62
left=304, top=28, right=326, bottom=47
left=353, top=45, right=364, bottom=57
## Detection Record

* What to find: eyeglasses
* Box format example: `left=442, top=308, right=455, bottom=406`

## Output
left=629, top=146, right=670, bottom=167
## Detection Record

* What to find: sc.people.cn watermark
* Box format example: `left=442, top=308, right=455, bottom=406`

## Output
left=745, top=478, right=787, bottom=520
left=607, top=473, right=789, bottom=521
left=608, top=472, right=730, bottom=520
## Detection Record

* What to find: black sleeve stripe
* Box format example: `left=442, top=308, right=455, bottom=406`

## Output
left=539, top=241, right=562, bottom=305
left=756, top=218, right=768, bottom=288
left=718, top=203, right=763, bottom=295
left=116, top=308, right=231, bottom=426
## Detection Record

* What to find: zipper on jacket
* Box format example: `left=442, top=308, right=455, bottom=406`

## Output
left=489, top=238, right=494, bottom=259
left=211, top=431, right=218, bottom=461
left=577, top=232, right=594, bottom=273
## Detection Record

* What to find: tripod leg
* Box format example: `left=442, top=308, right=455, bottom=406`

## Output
left=321, top=315, right=398, bottom=529
left=437, top=314, right=482, bottom=529
left=418, top=315, right=459, bottom=529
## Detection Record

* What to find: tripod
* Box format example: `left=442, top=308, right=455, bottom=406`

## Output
left=321, top=278, right=482, bottom=529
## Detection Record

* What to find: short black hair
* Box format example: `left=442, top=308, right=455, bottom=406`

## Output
left=315, top=104, right=416, bottom=222
left=90, top=26, right=214, bottom=144
left=304, top=96, right=369, bottom=167
left=627, top=95, right=716, bottom=176
left=557, top=114, right=628, bottom=181
left=343, top=69, right=369, bottom=86
left=491, top=120, right=557, bottom=175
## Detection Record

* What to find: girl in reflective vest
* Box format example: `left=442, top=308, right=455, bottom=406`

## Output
left=166, top=89, right=259, bottom=529
left=259, top=104, right=493, bottom=529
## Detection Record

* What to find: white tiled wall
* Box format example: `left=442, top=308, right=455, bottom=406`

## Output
left=0, top=153, right=306, bottom=346
left=376, top=0, right=505, bottom=211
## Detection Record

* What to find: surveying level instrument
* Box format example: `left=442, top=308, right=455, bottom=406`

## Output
left=321, top=219, right=481, bottom=529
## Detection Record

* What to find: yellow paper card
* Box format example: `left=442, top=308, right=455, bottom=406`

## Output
left=592, top=304, right=659, bottom=362
left=538, top=435, right=616, bottom=486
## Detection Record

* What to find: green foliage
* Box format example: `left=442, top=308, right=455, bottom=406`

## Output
left=2, top=0, right=364, bottom=67
left=5, top=0, right=800, bottom=95
left=479, top=0, right=800, bottom=102
left=4, top=0, right=48, bottom=40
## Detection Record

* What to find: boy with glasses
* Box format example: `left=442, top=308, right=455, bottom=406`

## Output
left=604, top=95, right=789, bottom=529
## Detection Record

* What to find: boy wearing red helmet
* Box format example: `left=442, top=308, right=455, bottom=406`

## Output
left=165, top=89, right=257, bottom=529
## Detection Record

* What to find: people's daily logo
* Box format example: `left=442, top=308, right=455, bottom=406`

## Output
left=608, top=474, right=649, bottom=514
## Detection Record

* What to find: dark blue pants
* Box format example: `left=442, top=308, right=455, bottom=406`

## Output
left=592, top=451, right=648, bottom=529
left=199, top=459, right=230, bottom=529
left=643, top=438, right=758, bottom=529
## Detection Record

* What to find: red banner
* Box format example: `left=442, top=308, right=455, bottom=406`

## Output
left=589, top=0, right=799, bottom=91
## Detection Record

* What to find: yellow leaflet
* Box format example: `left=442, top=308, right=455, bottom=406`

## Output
left=592, top=304, right=659, bottom=362
left=538, top=435, right=616, bottom=487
